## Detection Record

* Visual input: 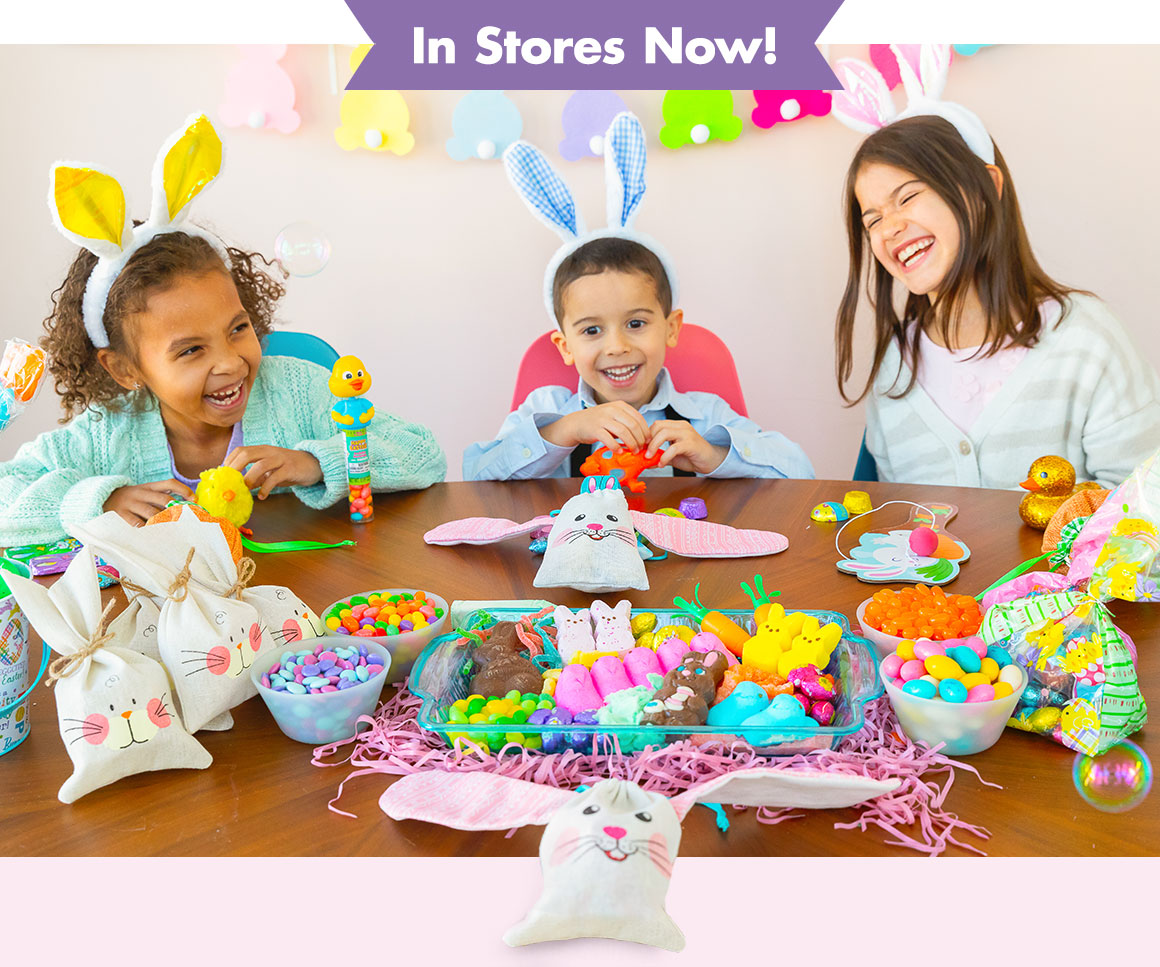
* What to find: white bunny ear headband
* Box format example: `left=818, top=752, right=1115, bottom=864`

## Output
left=503, top=111, right=679, bottom=325
left=48, top=113, right=232, bottom=349
left=831, top=44, right=995, bottom=166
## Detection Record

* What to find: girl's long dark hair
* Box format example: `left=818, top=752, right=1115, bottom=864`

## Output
left=835, top=114, right=1081, bottom=405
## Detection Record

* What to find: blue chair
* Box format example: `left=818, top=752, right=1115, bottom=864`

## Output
left=262, top=331, right=340, bottom=369
left=853, top=429, right=878, bottom=482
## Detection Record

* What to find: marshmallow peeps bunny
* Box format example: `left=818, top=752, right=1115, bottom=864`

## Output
left=591, top=599, right=634, bottom=653
left=379, top=769, right=900, bottom=950
left=553, top=605, right=596, bottom=663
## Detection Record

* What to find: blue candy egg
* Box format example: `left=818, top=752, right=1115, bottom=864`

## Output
left=902, top=679, right=937, bottom=699
left=986, top=645, right=1012, bottom=667
left=938, top=679, right=968, bottom=703
left=946, top=646, right=982, bottom=675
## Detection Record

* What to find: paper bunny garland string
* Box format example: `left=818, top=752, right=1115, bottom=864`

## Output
left=503, top=111, right=679, bottom=325
left=831, top=44, right=994, bottom=166
left=48, top=114, right=231, bottom=348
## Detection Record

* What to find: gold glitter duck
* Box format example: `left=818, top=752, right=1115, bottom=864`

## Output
left=1018, top=455, right=1099, bottom=530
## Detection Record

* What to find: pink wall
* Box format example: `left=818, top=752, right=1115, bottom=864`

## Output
left=3, top=46, right=1157, bottom=479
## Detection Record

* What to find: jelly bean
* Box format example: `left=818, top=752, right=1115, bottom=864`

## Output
left=881, top=654, right=904, bottom=678
left=914, top=639, right=945, bottom=661
left=998, top=664, right=1023, bottom=689
left=992, top=682, right=1014, bottom=700
left=986, top=645, right=1012, bottom=667
left=962, top=636, right=987, bottom=658
left=356, top=666, right=369, bottom=682
left=946, top=646, right=981, bottom=675
left=899, top=659, right=926, bottom=682
left=902, top=679, right=937, bottom=699
left=959, top=672, right=989, bottom=691
left=938, top=679, right=968, bottom=703
left=924, top=655, right=964, bottom=680
left=286, top=681, right=307, bottom=695
left=979, top=657, right=1000, bottom=683
left=896, top=639, right=916, bottom=661
left=919, top=675, right=939, bottom=687
left=966, top=684, right=996, bottom=703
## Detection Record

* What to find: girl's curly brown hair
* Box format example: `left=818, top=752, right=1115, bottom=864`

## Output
left=41, top=229, right=286, bottom=421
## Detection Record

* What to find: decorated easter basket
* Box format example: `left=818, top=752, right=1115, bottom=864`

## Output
left=410, top=605, right=883, bottom=756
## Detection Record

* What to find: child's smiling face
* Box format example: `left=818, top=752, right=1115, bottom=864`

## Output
left=854, top=161, right=962, bottom=299
left=103, top=269, right=262, bottom=437
left=551, top=269, right=682, bottom=408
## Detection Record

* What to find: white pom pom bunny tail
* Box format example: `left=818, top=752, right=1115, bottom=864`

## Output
left=503, top=140, right=584, bottom=242
left=830, top=58, right=897, bottom=135
left=603, top=111, right=648, bottom=230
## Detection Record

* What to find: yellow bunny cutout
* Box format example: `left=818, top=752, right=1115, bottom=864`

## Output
left=48, top=114, right=229, bottom=348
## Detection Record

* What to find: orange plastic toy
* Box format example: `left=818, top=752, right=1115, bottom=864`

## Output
left=579, top=446, right=663, bottom=493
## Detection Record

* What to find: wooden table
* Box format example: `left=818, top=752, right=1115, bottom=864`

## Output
left=3, top=478, right=1157, bottom=856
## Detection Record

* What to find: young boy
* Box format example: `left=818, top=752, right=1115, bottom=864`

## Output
left=463, top=237, right=814, bottom=481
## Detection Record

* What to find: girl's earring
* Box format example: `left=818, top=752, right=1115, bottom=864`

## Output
left=134, top=382, right=142, bottom=390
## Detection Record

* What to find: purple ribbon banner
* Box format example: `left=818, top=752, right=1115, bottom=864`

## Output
left=343, top=1, right=843, bottom=90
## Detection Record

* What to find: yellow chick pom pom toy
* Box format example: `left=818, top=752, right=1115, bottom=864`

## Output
left=1019, top=455, right=1100, bottom=530
left=195, top=465, right=253, bottom=530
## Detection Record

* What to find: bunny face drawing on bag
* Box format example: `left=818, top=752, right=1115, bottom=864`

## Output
left=65, top=687, right=175, bottom=750
left=535, top=477, right=648, bottom=593
left=181, top=620, right=264, bottom=679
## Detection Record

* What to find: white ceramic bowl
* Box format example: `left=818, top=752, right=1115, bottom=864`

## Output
left=880, top=662, right=1026, bottom=756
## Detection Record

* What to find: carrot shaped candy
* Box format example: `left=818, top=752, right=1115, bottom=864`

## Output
left=672, top=583, right=751, bottom=656
left=740, top=574, right=780, bottom=625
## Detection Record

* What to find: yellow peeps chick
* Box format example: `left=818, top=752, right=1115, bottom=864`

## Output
left=195, top=465, right=253, bottom=529
left=742, top=604, right=808, bottom=673
left=777, top=617, right=842, bottom=679
left=328, top=355, right=376, bottom=426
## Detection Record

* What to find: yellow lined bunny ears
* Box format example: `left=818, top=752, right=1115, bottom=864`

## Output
left=48, top=114, right=232, bottom=348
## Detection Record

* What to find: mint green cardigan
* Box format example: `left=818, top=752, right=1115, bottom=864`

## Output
left=0, top=355, right=447, bottom=545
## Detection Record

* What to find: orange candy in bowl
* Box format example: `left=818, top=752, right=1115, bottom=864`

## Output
left=856, top=585, right=983, bottom=660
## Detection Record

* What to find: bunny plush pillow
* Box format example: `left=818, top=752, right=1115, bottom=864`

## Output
left=379, top=768, right=900, bottom=950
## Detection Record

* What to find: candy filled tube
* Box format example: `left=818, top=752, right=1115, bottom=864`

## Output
left=329, top=355, right=376, bottom=523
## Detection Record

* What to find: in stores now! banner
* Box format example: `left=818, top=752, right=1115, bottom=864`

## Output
left=343, top=1, right=843, bottom=89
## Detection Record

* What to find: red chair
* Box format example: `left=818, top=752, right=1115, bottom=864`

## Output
left=509, top=324, right=749, bottom=416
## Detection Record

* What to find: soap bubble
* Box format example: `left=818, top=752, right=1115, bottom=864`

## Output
left=1073, top=740, right=1152, bottom=813
left=274, top=222, right=331, bottom=277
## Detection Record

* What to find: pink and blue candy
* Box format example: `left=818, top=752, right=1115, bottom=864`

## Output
left=260, top=640, right=382, bottom=695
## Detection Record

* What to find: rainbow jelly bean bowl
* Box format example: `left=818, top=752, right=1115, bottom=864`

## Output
left=321, top=589, right=448, bottom=684
left=250, top=638, right=392, bottom=744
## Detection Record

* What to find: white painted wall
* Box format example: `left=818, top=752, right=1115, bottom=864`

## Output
left=2, top=45, right=1157, bottom=479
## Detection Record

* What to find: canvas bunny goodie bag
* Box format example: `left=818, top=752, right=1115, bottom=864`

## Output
left=4, top=552, right=211, bottom=803
left=72, top=508, right=270, bottom=733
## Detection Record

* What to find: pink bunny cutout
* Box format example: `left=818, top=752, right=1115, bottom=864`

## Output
left=219, top=45, right=301, bottom=134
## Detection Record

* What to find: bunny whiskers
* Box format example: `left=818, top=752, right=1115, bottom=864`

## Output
left=312, top=685, right=998, bottom=855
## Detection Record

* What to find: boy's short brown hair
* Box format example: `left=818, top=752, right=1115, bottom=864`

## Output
left=551, top=237, right=672, bottom=325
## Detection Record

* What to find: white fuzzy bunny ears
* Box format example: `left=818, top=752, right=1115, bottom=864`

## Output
left=503, top=111, right=678, bottom=325
left=831, top=44, right=994, bottom=166
left=48, top=114, right=232, bottom=348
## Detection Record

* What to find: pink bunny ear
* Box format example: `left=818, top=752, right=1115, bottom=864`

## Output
left=893, top=44, right=952, bottom=103
left=668, top=767, right=901, bottom=820
left=630, top=512, right=788, bottom=559
left=831, top=58, right=897, bottom=134
left=424, top=515, right=554, bottom=546
left=379, top=772, right=576, bottom=829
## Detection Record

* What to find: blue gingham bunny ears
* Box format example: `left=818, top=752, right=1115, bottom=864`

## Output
left=503, top=112, right=678, bottom=324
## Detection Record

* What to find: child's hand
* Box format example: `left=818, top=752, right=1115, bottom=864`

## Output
left=103, top=479, right=195, bottom=526
left=541, top=402, right=650, bottom=453
left=646, top=421, right=728, bottom=474
left=223, top=446, right=323, bottom=499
